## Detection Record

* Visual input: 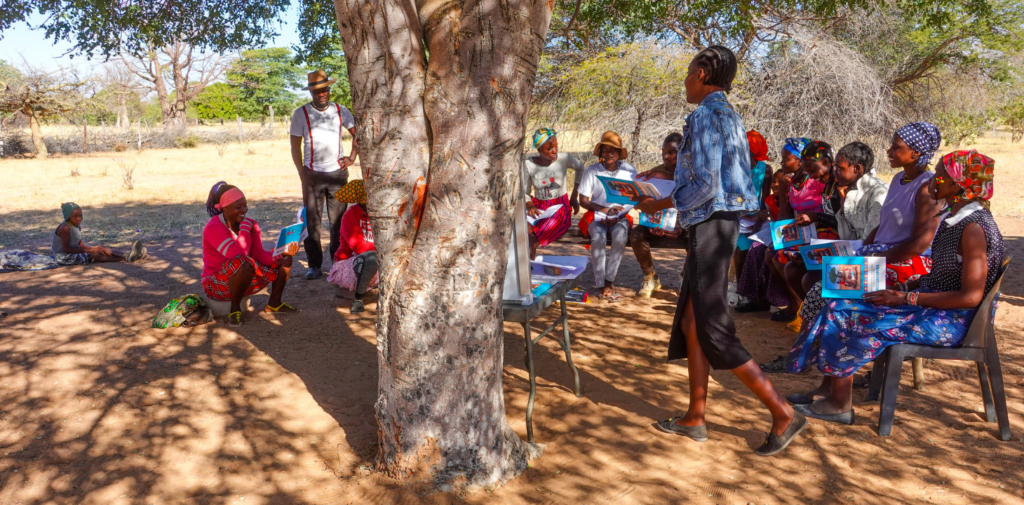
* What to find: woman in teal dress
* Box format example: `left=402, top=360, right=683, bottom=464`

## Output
left=786, top=149, right=1004, bottom=425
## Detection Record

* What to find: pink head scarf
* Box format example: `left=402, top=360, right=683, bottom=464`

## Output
left=941, top=150, right=994, bottom=209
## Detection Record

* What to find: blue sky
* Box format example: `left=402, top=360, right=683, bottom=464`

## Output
left=0, top=7, right=304, bottom=71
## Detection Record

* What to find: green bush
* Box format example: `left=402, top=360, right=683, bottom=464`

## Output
left=176, top=135, right=200, bottom=148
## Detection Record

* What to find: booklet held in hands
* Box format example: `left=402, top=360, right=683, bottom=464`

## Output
left=274, top=221, right=307, bottom=257
left=821, top=256, right=886, bottom=298
left=771, top=219, right=817, bottom=249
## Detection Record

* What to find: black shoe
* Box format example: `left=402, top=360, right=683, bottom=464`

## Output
left=759, top=356, right=787, bottom=373
left=350, top=299, right=365, bottom=314
left=304, top=267, right=322, bottom=280
left=786, top=392, right=816, bottom=405
left=793, top=402, right=856, bottom=426
left=653, top=417, right=708, bottom=442
left=754, top=411, right=807, bottom=456
left=735, top=300, right=770, bottom=313
left=770, top=309, right=797, bottom=323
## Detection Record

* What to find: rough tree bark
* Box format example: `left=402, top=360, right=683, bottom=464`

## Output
left=333, top=0, right=552, bottom=489
left=23, top=105, right=47, bottom=159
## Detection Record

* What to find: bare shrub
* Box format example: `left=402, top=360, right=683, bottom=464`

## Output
left=245, top=143, right=256, bottom=156
left=70, top=166, right=81, bottom=177
left=113, top=143, right=128, bottom=152
left=116, top=158, right=136, bottom=190
left=216, top=142, right=229, bottom=157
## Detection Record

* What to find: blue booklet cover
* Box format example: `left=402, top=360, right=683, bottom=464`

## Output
left=797, top=240, right=862, bottom=270
left=274, top=221, right=307, bottom=257
left=639, top=208, right=677, bottom=230
left=595, top=175, right=663, bottom=205
left=822, top=256, right=887, bottom=298
left=770, top=219, right=817, bottom=249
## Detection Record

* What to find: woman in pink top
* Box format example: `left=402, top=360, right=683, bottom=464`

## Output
left=202, top=182, right=298, bottom=326
left=328, top=180, right=379, bottom=314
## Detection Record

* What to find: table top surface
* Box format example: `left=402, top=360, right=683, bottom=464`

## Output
left=501, top=276, right=581, bottom=322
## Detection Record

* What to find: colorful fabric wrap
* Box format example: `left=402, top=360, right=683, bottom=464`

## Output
left=783, top=137, right=812, bottom=158
left=532, top=127, right=556, bottom=149
left=896, top=122, right=942, bottom=169
left=941, top=150, right=995, bottom=209
left=335, top=179, right=367, bottom=204
left=61, top=202, right=80, bottom=222
left=747, top=130, right=769, bottom=162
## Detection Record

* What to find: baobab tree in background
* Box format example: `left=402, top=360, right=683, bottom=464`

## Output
left=121, top=42, right=226, bottom=127
left=100, top=60, right=144, bottom=131
left=0, top=63, right=85, bottom=159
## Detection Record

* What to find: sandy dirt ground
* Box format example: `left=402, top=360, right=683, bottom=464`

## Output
left=2, top=135, right=1024, bottom=504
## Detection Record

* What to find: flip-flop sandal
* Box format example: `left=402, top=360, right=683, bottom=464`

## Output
left=227, top=311, right=243, bottom=327
left=754, top=411, right=807, bottom=456
left=600, top=292, right=622, bottom=303
left=654, top=418, right=708, bottom=442
left=263, top=302, right=298, bottom=313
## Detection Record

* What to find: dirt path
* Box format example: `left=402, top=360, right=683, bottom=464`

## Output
left=2, top=215, right=1023, bottom=504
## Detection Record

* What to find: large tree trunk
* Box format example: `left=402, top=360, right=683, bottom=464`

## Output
left=24, top=105, right=47, bottom=159
left=334, top=0, right=552, bottom=489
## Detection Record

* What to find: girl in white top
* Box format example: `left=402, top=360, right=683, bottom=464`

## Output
left=523, top=128, right=584, bottom=257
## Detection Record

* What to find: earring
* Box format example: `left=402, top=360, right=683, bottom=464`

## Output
left=953, top=196, right=961, bottom=203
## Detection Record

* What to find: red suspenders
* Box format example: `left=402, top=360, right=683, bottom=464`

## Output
left=300, top=103, right=345, bottom=170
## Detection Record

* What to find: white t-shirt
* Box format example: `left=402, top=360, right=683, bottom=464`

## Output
left=577, top=161, right=638, bottom=207
left=289, top=103, right=356, bottom=172
left=524, top=153, right=584, bottom=200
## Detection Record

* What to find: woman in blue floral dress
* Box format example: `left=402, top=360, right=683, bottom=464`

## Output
left=786, top=149, right=1004, bottom=425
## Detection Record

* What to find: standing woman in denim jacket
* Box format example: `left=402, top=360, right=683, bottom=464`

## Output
left=636, top=46, right=805, bottom=456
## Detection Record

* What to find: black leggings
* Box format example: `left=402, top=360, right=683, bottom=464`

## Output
left=352, top=251, right=378, bottom=298
left=667, top=212, right=753, bottom=370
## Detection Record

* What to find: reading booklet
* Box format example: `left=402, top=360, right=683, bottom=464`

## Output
left=639, top=208, right=678, bottom=230
left=274, top=221, right=307, bottom=257
left=595, top=175, right=668, bottom=205
left=770, top=219, right=817, bottom=249
left=526, top=204, right=562, bottom=225
left=797, top=240, right=863, bottom=270
left=821, top=256, right=886, bottom=298
left=594, top=204, right=634, bottom=222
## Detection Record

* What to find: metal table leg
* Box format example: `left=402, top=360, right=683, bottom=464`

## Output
left=522, top=320, right=537, bottom=444
left=559, top=292, right=582, bottom=398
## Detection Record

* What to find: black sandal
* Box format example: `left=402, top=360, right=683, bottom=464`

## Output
left=754, top=411, right=807, bottom=456
left=654, top=418, right=708, bottom=442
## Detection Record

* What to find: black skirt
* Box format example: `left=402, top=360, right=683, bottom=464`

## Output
left=667, top=211, right=753, bottom=370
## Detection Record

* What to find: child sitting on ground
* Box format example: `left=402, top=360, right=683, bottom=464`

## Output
left=52, top=202, right=146, bottom=265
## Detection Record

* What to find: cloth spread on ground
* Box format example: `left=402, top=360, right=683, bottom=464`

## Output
left=0, top=250, right=61, bottom=271
left=202, top=215, right=277, bottom=280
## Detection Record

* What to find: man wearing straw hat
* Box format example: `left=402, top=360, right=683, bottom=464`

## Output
left=290, top=69, right=358, bottom=279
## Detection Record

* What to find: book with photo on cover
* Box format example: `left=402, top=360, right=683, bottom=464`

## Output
left=595, top=175, right=669, bottom=205
left=821, top=256, right=886, bottom=298
left=274, top=221, right=308, bottom=257
left=639, top=208, right=678, bottom=230
left=770, top=219, right=817, bottom=249
left=797, top=240, right=863, bottom=270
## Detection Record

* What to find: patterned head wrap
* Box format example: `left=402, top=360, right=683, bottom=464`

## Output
left=61, top=202, right=81, bottom=222
left=783, top=137, right=812, bottom=158
left=335, top=180, right=367, bottom=205
left=801, top=140, right=834, bottom=164
left=746, top=130, right=769, bottom=162
left=896, top=122, right=942, bottom=169
left=532, top=127, right=557, bottom=150
left=940, top=150, right=994, bottom=209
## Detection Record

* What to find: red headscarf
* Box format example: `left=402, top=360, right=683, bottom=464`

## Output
left=747, top=130, right=769, bottom=162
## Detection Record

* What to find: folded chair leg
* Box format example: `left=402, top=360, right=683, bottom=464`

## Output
left=977, top=361, right=996, bottom=423
left=985, top=339, right=1012, bottom=442
left=877, top=346, right=905, bottom=437
left=866, top=350, right=887, bottom=402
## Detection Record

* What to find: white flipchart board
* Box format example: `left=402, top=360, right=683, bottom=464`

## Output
left=503, top=161, right=533, bottom=304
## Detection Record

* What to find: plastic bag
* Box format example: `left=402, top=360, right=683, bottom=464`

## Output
left=152, top=294, right=213, bottom=328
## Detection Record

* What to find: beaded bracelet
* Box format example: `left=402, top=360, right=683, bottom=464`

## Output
left=906, top=291, right=920, bottom=306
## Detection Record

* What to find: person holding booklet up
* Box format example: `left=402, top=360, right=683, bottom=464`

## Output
left=786, top=150, right=1004, bottom=425
left=635, top=46, right=805, bottom=456
left=577, top=131, right=637, bottom=301
left=202, top=182, right=299, bottom=326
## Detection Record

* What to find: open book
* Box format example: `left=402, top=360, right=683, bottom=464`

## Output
left=797, top=240, right=863, bottom=270
left=595, top=174, right=676, bottom=205
left=526, top=204, right=562, bottom=225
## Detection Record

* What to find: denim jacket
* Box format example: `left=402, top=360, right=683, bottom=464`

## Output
left=672, top=91, right=759, bottom=228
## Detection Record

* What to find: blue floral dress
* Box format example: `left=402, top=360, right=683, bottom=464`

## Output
left=788, top=204, right=1004, bottom=378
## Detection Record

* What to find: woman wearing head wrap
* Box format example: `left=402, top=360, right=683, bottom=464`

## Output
left=202, top=182, right=298, bottom=326
left=523, top=127, right=584, bottom=258
left=51, top=202, right=145, bottom=265
left=786, top=150, right=1004, bottom=426
left=328, top=180, right=379, bottom=314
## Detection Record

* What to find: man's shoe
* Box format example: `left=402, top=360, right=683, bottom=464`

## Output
left=304, top=267, right=322, bottom=280
left=637, top=274, right=661, bottom=298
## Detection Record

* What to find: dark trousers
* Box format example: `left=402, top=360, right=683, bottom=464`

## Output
left=300, top=168, right=349, bottom=269
left=667, top=211, right=752, bottom=369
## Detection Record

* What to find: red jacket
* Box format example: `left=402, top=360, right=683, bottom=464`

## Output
left=334, top=204, right=375, bottom=261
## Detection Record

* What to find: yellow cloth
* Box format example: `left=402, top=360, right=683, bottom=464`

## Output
left=335, top=180, right=367, bottom=204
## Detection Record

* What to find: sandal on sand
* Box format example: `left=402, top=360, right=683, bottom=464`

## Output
left=759, top=356, right=788, bottom=373
left=263, top=302, right=298, bottom=313
left=654, top=418, right=709, bottom=442
left=599, top=292, right=622, bottom=303
left=227, top=311, right=243, bottom=327
left=754, top=411, right=807, bottom=456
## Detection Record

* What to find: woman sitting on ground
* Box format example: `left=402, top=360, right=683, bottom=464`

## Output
left=52, top=202, right=146, bottom=265
left=786, top=150, right=1003, bottom=425
left=327, top=180, right=379, bottom=314
left=202, top=182, right=297, bottom=326
left=524, top=128, right=584, bottom=259
left=577, top=131, right=637, bottom=301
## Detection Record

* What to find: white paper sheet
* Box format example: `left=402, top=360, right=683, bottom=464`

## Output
left=531, top=255, right=590, bottom=282
left=594, top=204, right=634, bottom=222
left=526, top=204, right=563, bottom=225
left=748, top=226, right=773, bottom=245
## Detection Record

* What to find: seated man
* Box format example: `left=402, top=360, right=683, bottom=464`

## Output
left=202, top=182, right=298, bottom=326
left=52, top=202, right=145, bottom=265
left=328, top=180, right=379, bottom=314
left=630, top=132, right=685, bottom=298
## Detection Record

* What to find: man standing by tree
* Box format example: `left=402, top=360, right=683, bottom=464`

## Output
left=290, top=70, right=357, bottom=279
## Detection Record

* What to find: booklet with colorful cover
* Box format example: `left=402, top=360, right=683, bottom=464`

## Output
left=639, top=208, right=678, bottom=230
left=595, top=175, right=668, bottom=205
left=274, top=221, right=307, bottom=257
left=770, top=219, right=817, bottom=249
left=797, top=240, right=864, bottom=270
left=821, top=256, right=886, bottom=298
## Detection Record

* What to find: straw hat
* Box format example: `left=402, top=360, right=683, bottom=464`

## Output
left=301, top=70, right=337, bottom=91
left=593, top=131, right=628, bottom=160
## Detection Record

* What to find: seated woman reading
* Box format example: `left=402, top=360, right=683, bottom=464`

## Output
left=52, top=203, right=146, bottom=265
left=524, top=128, right=583, bottom=258
left=201, top=182, right=297, bottom=326
left=786, top=150, right=1003, bottom=425
left=327, top=180, right=379, bottom=314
